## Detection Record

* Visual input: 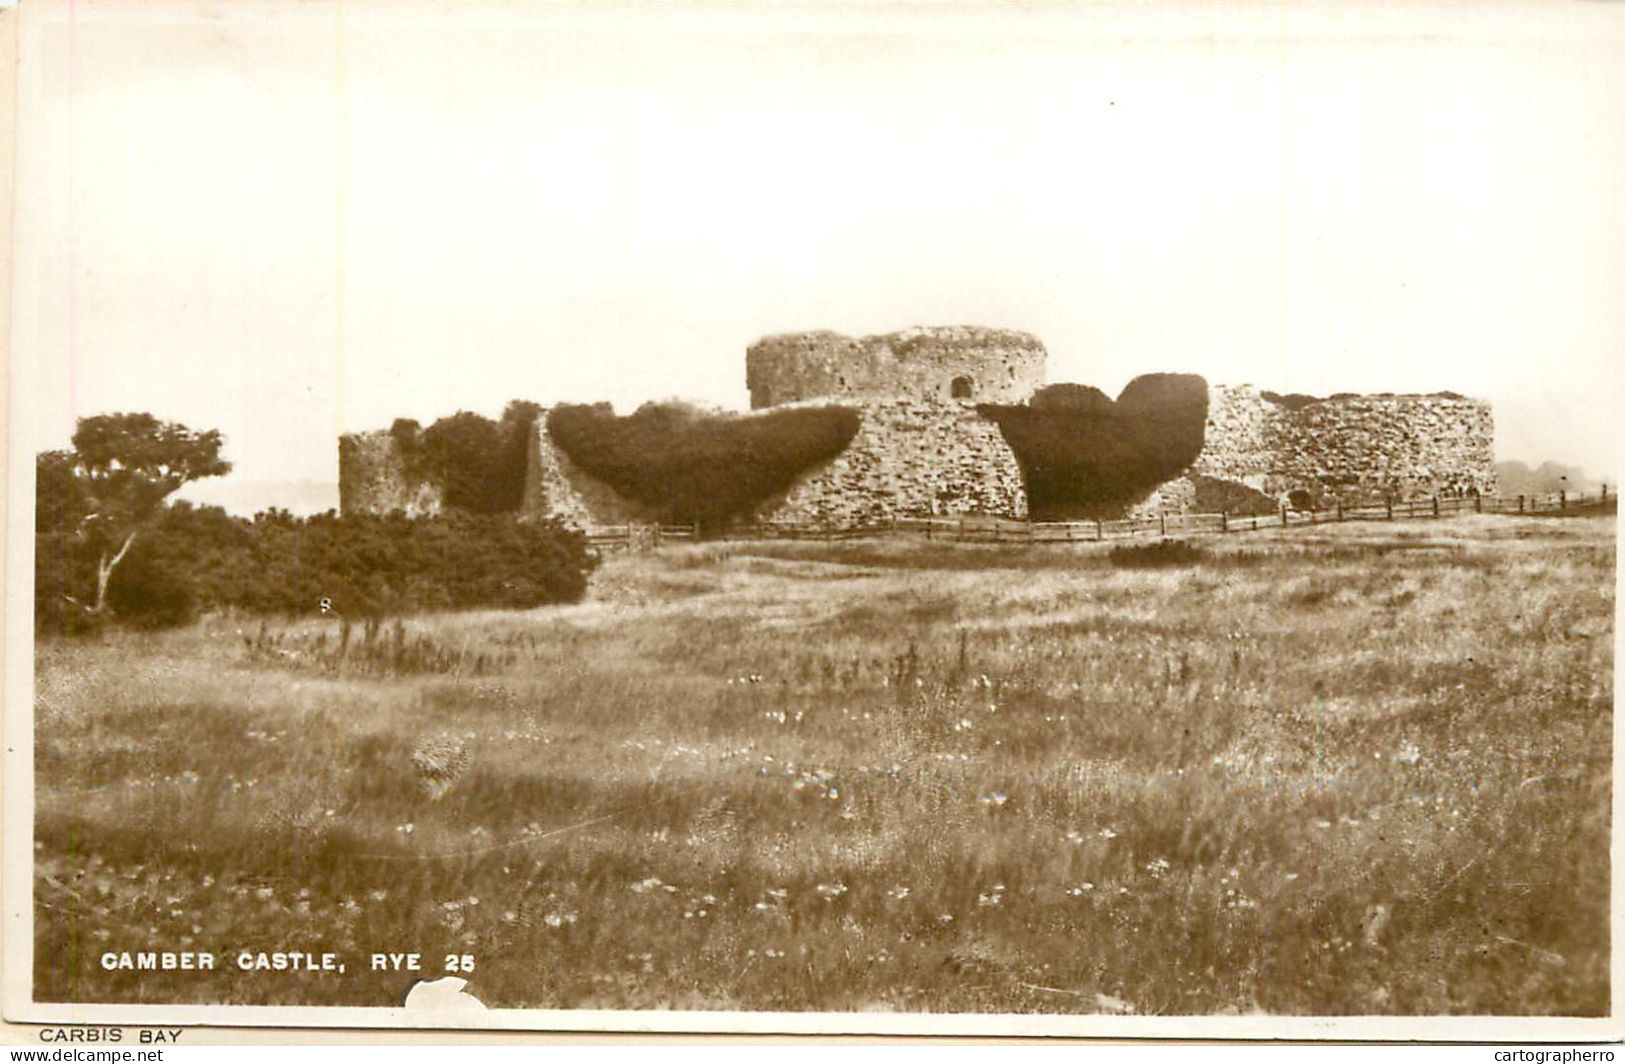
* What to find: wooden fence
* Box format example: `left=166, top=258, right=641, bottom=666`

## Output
left=584, top=524, right=697, bottom=552
left=583, top=489, right=1612, bottom=551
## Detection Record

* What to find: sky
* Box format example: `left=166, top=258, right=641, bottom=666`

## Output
left=11, top=0, right=1625, bottom=513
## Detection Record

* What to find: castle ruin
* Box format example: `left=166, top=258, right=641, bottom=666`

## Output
left=339, top=326, right=1497, bottom=524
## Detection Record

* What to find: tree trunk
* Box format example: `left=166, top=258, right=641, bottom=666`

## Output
left=91, top=531, right=138, bottom=613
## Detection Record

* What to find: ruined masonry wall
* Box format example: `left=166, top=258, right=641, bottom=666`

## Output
left=761, top=400, right=1027, bottom=525
left=1191, top=385, right=1497, bottom=504
left=517, top=399, right=1028, bottom=527
left=337, top=431, right=443, bottom=517
left=746, top=326, right=1045, bottom=408
left=521, top=413, right=620, bottom=527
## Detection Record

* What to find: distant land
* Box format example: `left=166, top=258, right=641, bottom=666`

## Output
left=174, top=478, right=338, bottom=517
left=1494, top=461, right=1607, bottom=498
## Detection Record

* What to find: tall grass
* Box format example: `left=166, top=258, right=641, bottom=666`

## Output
left=34, top=514, right=1612, bottom=1014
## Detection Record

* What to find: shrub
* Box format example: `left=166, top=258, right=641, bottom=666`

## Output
left=388, top=402, right=541, bottom=515
left=234, top=510, right=596, bottom=617
left=106, top=548, right=198, bottom=629
left=36, top=503, right=599, bottom=631
left=1108, top=538, right=1206, bottom=569
left=1260, top=391, right=1323, bottom=412
left=34, top=532, right=104, bottom=636
left=548, top=400, right=861, bottom=526
left=1190, top=475, right=1278, bottom=517
left=980, top=375, right=1209, bottom=519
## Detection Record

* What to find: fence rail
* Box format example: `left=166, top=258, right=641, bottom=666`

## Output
left=582, top=489, right=1613, bottom=552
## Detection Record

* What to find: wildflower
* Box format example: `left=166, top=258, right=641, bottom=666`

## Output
left=1064, top=829, right=1085, bottom=844
left=887, top=886, right=911, bottom=900
left=630, top=877, right=665, bottom=894
left=1396, top=743, right=1422, bottom=766
left=396, top=822, right=415, bottom=835
left=937, top=913, right=954, bottom=924
left=765, top=888, right=789, bottom=900
left=814, top=882, right=848, bottom=900
left=1145, top=857, right=1172, bottom=878
left=1098, top=827, right=1119, bottom=840
left=979, top=791, right=1009, bottom=809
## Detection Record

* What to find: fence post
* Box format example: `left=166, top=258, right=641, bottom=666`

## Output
left=1159, top=513, right=1166, bottom=536
left=1432, top=495, right=1440, bottom=518
left=1386, top=499, right=1393, bottom=521
left=1095, top=518, right=1103, bottom=542
left=1220, top=510, right=1228, bottom=534
left=1518, top=495, right=1525, bottom=513
left=1279, top=502, right=1288, bottom=528
left=1474, top=493, right=1481, bottom=514
left=1560, top=490, right=1566, bottom=510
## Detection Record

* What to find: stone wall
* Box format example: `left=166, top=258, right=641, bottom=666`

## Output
left=745, top=325, right=1046, bottom=409
left=760, top=399, right=1027, bottom=525
left=516, top=398, right=1027, bottom=528
left=520, top=412, right=629, bottom=527
left=1192, top=385, right=1275, bottom=491
left=1187, top=385, right=1496, bottom=507
left=337, top=431, right=443, bottom=516
left=339, top=328, right=1495, bottom=524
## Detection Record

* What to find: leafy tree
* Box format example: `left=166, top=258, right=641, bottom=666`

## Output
left=48, top=413, right=231, bottom=614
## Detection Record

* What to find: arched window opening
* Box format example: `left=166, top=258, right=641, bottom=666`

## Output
left=950, top=375, right=975, bottom=399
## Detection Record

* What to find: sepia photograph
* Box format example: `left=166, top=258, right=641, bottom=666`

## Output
left=4, top=0, right=1621, bottom=1041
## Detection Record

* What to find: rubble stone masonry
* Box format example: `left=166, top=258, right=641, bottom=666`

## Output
left=746, top=326, right=1045, bottom=408
left=339, top=326, right=1495, bottom=523
left=1191, top=385, right=1496, bottom=505
left=336, top=431, right=443, bottom=517
left=761, top=399, right=1027, bottom=525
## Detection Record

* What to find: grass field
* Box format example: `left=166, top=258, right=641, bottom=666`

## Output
left=33, top=514, right=1613, bottom=1015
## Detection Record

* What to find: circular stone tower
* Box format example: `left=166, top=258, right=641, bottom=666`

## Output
left=745, top=325, right=1046, bottom=409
